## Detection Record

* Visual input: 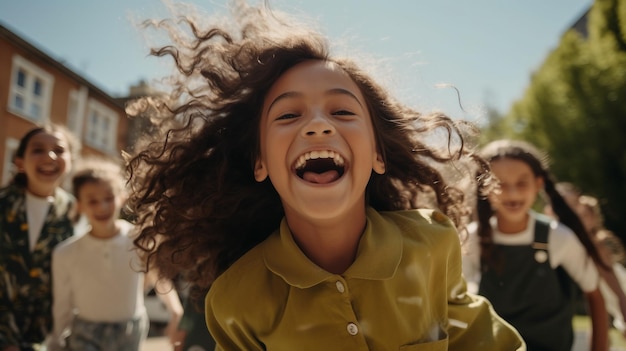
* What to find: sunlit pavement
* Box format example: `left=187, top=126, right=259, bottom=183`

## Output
left=141, top=336, right=170, bottom=351
left=573, top=315, right=626, bottom=351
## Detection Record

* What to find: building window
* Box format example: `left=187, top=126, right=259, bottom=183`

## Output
left=2, top=139, right=19, bottom=187
left=85, top=99, right=118, bottom=153
left=8, top=55, right=54, bottom=123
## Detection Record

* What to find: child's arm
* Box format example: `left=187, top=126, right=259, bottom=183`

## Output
left=48, top=247, right=73, bottom=351
left=0, top=303, right=20, bottom=351
left=585, top=288, right=609, bottom=351
left=145, top=270, right=184, bottom=343
left=597, top=263, right=626, bottom=336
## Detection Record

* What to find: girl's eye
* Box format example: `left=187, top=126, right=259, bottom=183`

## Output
left=333, top=110, right=355, bottom=116
left=276, top=113, right=299, bottom=120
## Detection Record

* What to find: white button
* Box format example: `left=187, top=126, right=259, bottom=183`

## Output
left=347, top=323, right=359, bottom=335
left=335, top=281, right=345, bottom=293
left=534, top=250, right=548, bottom=263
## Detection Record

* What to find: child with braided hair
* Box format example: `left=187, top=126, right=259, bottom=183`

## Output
left=462, top=139, right=609, bottom=351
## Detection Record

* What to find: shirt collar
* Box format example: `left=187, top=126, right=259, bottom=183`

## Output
left=262, top=207, right=403, bottom=288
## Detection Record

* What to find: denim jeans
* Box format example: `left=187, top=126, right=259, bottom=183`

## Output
left=66, top=313, right=148, bottom=351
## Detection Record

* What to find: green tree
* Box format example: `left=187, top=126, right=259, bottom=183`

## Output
left=488, top=0, right=626, bottom=238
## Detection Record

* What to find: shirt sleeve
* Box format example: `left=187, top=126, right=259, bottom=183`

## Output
left=0, top=291, right=19, bottom=349
left=0, top=204, right=19, bottom=348
left=206, top=284, right=266, bottom=351
left=460, top=222, right=481, bottom=294
left=549, top=222, right=599, bottom=292
left=446, top=224, right=526, bottom=351
left=49, top=244, right=74, bottom=351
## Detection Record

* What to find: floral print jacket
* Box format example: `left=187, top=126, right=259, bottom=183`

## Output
left=0, top=184, right=74, bottom=349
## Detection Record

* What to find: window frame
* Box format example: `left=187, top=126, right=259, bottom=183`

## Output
left=84, top=99, right=118, bottom=154
left=2, top=138, right=19, bottom=187
left=8, top=55, right=54, bottom=123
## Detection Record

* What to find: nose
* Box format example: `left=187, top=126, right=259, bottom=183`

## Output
left=302, top=111, right=335, bottom=137
left=499, top=184, right=518, bottom=196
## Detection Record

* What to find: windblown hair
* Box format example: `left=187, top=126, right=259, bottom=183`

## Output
left=475, top=139, right=606, bottom=271
left=12, top=123, right=81, bottom=188
left=126, top=1, right=488, bottom=293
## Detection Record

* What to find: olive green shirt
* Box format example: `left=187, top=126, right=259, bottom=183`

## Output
left=206, top=208, right=525, bottom=350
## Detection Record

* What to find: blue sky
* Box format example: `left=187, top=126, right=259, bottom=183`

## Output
left=0, top=0, right=591, bottom=123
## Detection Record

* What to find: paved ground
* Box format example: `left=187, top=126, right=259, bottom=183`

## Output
left=141, top=336, right=170, bottom=351
left=572, top=315, right=626, bottom=351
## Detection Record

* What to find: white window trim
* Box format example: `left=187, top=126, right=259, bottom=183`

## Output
left=85, top=99, right=118, bottom=154
left=2, top=138, right=19, bottom=187
left=67, top=86, right=88, bottom=137
left=8, top=55, right=54, bottom=123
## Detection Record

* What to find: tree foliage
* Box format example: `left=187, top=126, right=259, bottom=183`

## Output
left=483, top=0, right=626, bottom=238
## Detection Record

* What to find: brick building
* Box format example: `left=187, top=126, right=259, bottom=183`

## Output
left=0, top=22, right=137, bottom=186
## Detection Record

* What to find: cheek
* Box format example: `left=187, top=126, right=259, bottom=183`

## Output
left=62, top=155, right=72, bottom=168
left=487, top=193, right=501, bottom=206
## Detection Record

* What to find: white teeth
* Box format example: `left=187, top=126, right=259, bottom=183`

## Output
left=295, top=150, right=345, bottom=170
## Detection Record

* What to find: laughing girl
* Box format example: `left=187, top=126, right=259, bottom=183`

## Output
left=126, top=2, right=524, bottom=350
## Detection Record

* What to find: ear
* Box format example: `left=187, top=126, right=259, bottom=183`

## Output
left=535, top=176, right=545, bottom=193
left=14, top=157, right=24, bottom=172
left=254, top=158, right=268, bottom=182
left=75, top=200, right=84, bottom=216
left=373, top=152, right=385, bottom=175
left=117, top=193, right=128, bottom=207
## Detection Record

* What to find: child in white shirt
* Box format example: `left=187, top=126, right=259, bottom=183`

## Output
left=50, top=157, right=183, bottom=351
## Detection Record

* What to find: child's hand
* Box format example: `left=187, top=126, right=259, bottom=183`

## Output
left=164, top=313, right=183, bottom=345
left=171, top=329, right=187, bottom=351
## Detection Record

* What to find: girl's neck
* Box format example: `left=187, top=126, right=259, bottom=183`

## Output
left=496, top=213, right=530, bottom=234
left=89, top=220, right=121, bottom=240
left=286, top=207, right=367, bottom=274
left=26, top=184, right=56, bottom=198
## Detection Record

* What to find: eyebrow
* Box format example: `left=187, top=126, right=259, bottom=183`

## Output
left=266, top=88, right=364, bottom=113
left=29, top=142, right=66, bottom=149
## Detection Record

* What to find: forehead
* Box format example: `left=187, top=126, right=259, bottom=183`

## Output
left=263, top=60, right=364, bottom=109
left=77, top=180, right=115, bottom=197
left=490, top=158, right=535, bottom=179
left=27, top=131, right=68, bottom=147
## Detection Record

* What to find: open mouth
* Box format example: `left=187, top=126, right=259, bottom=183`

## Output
left=37, top=166, right=59, bottom=176
left=37, top=169, right=59, bottom=177
left=501, top=201, right=524, bottom=211
left=93, top=214, right=112, bottom=222
left=295, top=150, right=345, bottom=184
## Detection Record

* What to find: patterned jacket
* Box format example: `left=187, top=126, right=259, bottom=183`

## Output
left=0, top=184, right=74, bottom=349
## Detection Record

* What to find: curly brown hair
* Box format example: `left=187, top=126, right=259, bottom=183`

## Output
left=126, top=1, right=487, bottom=294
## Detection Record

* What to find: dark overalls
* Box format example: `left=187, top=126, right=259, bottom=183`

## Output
left=479, top=217, right=575, bottom=351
